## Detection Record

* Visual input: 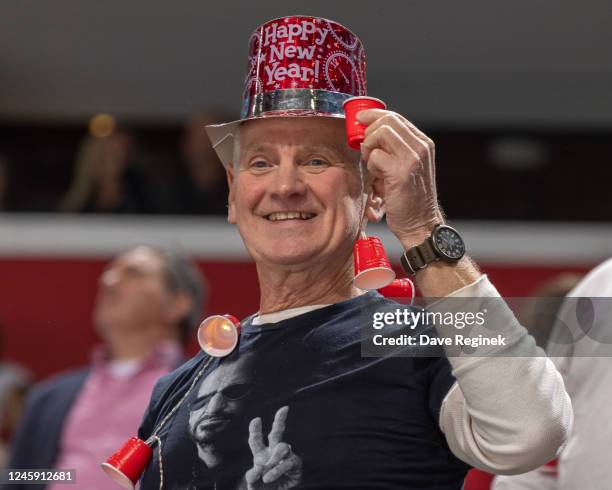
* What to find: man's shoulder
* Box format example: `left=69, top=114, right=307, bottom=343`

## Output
left=138, top=351, right=212, bottom=439
left=29, top=367, right=90, bottom=401
left=360, top=293, right=424, bottom=326
left=19, top=367, right=90, bottom=422
left=328, top=291, right=420, bottom=323
left=361, top=291, right=419, bottom=310
left=149, top=351, right=210, bottom=403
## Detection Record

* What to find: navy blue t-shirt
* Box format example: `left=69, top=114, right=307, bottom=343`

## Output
left=138, top=292, right=470, bottom=489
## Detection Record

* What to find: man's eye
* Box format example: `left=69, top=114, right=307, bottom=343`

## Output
left=123, top=266, right=145, bottom=278
left=190, top=393, right=214, bottom=411
left=222, top=383, right=252, bottom=401
left=305, top=159, right=328, bottom=168
left=250, top=160, right=272, bottom=169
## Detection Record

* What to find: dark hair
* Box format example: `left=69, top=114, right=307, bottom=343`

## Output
left=150, top=246, right=206, bottom=345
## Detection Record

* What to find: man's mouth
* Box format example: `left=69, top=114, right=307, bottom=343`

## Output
left=196, top=416, right=231, bottom=433
left=265, top=211, right=316, bottom=221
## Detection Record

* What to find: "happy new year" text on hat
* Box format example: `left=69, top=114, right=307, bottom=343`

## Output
left=205, top=15, right=368, bottom=167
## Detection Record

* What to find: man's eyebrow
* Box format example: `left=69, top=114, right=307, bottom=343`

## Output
left=192, top=391, right=214, bottom=404
left=242, top=142, right=345, bottom=156
left=242, top=143, right=274, bottom=155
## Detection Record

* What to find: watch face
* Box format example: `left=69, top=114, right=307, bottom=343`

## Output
left=433, top=226, right=465, bottom=261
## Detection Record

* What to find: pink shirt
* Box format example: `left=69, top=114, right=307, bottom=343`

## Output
left=48, top=342, right=182, bottom=490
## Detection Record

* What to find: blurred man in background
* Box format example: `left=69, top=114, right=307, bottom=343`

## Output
left=5, top=245, right=204, bottom=490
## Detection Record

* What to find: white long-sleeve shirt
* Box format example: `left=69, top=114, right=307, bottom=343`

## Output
left=436, top=275, right=571, bottom=474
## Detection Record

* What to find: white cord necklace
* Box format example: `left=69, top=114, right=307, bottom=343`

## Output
left=145, top=355, right=216, bottom=490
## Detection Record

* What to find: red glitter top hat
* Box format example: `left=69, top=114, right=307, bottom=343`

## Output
left=206, top=15, right=367, bottom=166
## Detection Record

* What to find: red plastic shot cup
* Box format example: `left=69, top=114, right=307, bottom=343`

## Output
left=343, top=96, right=386, bottom=150
left=378, top=278, right=415, bottom=305
left=353, top=236, right=395, bottom=290
left=101, top=437, right=153, bottom=489
left=198, top=314, right=241, bottom=357
left=542, top=459, right=558, bottom=475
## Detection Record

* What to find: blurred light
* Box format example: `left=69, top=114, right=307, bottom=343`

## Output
left=488, top=137, right=549, bottom=171
left=89, top=113, right=116, bottom=138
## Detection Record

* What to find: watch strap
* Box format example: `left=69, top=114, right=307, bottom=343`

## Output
left=400, top=239, right=438, bottom=275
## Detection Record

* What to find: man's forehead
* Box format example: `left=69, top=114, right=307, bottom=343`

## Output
left=239, top=117, right=349, bottom=155
left=199, top=356, right=252, bottom=392
left=112, top=246, right=164, bottom=271
left=242, top=141, right=346, bottom=155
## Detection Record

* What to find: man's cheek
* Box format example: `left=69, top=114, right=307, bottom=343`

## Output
left=226, top=401, right=241, bottom=413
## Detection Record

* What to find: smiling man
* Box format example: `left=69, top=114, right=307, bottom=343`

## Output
left=136, top=16, right=572, bottom=489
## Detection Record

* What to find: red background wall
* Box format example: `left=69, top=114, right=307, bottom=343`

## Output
left=0, top=257, right=592, bottom=380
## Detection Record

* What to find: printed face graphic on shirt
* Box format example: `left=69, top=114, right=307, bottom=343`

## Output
left=188, top=353, right=255, bottom=469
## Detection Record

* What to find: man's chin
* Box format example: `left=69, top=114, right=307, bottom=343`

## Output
left=262, top=248, right=323, bottom=266
left=196, top=445, right=222, bottom=469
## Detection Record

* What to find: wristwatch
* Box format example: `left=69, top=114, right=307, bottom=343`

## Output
left=400, top=224, right=466, bottom=275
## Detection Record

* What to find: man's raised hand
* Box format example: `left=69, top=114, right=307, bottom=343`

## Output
left=245, top=406, right=302, bottom=490
left=358, top=108, right=444, bottom=247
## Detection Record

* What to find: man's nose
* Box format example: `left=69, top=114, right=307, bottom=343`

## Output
left=207, top=392, right=228, bottom=414
left=272, top=160, right=307, bottom=198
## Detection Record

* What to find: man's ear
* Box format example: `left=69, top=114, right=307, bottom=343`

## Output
left=364, top=183, right=385, bottom=223
left=226, top=165, right=237, bottom=224
left=167, top=292, right=192, bottom=328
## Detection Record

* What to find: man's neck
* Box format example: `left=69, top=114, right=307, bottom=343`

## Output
left=256, top=254, right=364, bottom=314
left=104, top=327, right=179, bottom=361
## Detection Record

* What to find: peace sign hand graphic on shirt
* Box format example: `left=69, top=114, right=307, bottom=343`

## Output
left=244, top=406, right=302, bottom=490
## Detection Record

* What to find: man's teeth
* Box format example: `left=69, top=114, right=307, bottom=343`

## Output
left=267, top=212, right=315, bottom=221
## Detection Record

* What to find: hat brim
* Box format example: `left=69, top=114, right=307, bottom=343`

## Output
left=205, top=113, right=345, bottom=168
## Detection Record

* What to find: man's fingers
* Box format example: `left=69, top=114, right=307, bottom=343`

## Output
left=358, top=109, right=434, bottom=162
left=364, top=148, right=390, bottom=186
left=362, top=124, right=409, bottom=159
left=355, top=108, right=388, bottom=125
left=267, top=405, right=289, bottom=447
left=366, top=145, right=422, bottom=198
left=362, top=112, right=405, bottom=140
left=248, top=417, right=266, bottom=455
left=358, top=108, right=430, bottom=144
left=262, top=455, right=301, bottom=484
left=388, top=112, right=436, bottom=166
left=363, top=122, right=425, bottom=182
left=245, top=465, right=263, bottom=486
left=263, top=442, right=291, bottom=471
left=363, top=111, right=432, bottom=161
